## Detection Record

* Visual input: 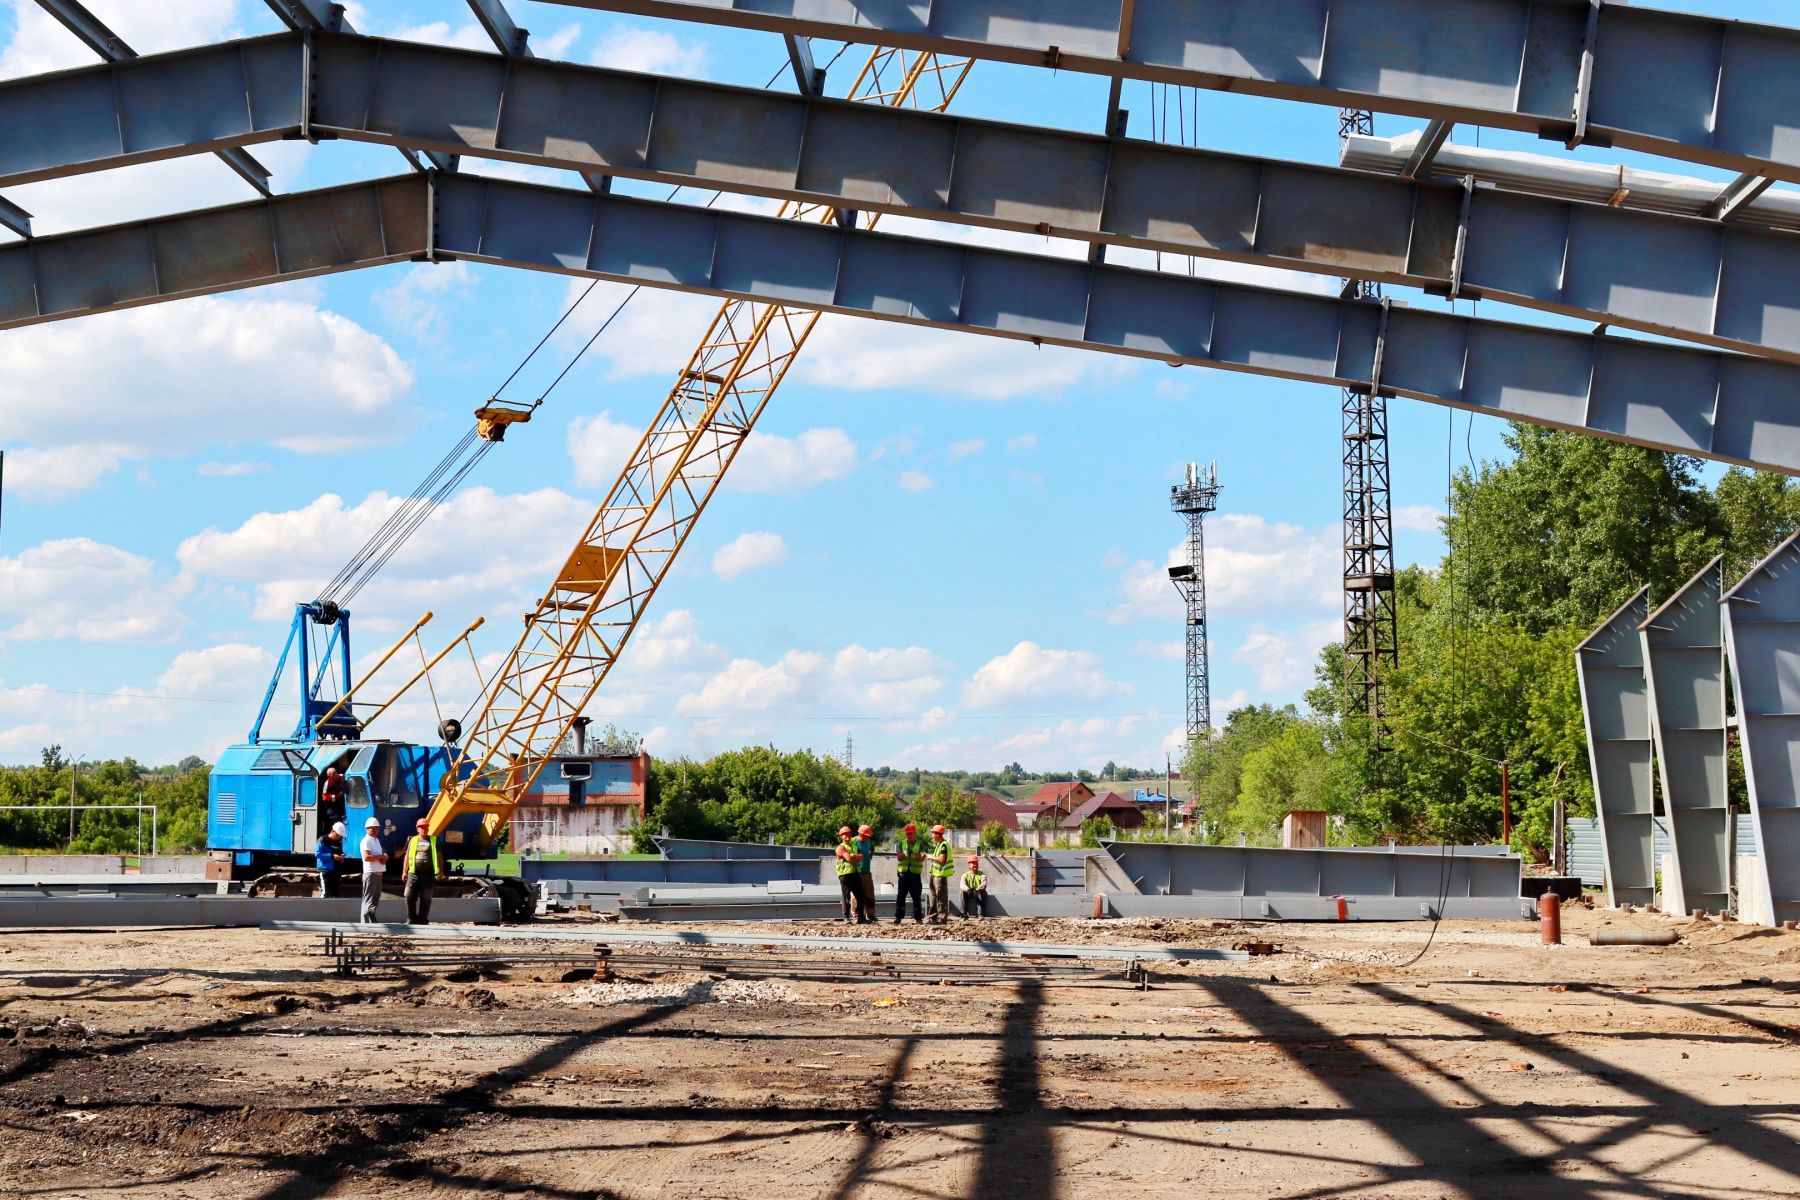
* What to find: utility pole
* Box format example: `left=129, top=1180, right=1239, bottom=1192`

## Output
left=1337, top=107, right=1399, bottom=737
left=1169, top=462, right=1222, bottom=745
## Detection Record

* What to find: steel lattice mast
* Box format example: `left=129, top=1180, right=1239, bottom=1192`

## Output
left=1338, top=106, right=1399, bottom=734
left=1169, top=463, right=1221, bottom=744
left=426, top=47, right=973, bottom=846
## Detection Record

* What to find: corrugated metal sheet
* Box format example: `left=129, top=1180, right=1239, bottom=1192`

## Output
left=1567, top=816, right=1759, bottom=889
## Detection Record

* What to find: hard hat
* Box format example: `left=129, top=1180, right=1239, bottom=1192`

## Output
left=330, top=822, right=346, bottom=837
left=966, top=855, right=980, bottom=865
left=858, top=825, right=874, bottom=837
left=903, top=822, right=916, bottom=832
left=930, top=824, right=946, bottom=835
left=838, top=825, right=853, bottom=838
left=415, top=818, right=429, bottom=830
left=365, top=817, right=381, bottom=829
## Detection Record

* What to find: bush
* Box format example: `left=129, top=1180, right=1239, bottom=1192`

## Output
left=977, top=821, right=1011, bottom=853
left=1079, top=815, right=1115, bottom=848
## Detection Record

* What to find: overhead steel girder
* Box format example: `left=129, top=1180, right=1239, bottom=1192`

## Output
left=1639, top=556, right=1731, bottom=917
left=6, top=35, right=1800, bottom=364
left=1577, top=587, right=1656, bottom=908
left=10, top=173, right=1800, bottom=476
left=1722, top=534, right=1800, bottom=927
left=549, top=0, right=1800, bottom=185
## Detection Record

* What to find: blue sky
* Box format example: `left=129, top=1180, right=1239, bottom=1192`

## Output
left=0, top=0, right=1784, bottom=771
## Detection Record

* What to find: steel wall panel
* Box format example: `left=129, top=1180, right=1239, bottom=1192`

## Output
left=1724, top=534, right=1800, bottom=925
left=19, top=173, right=1800, bottom=475
left=1578, top=588, right=1656, bottom=907
left=1101, top=841, right=1523, bottom=901
left=1641, top=557, right=1731, bottom=915
left=8, top=33, right=1800, bottom=362
left=556, top=0, right=1800, bottom=182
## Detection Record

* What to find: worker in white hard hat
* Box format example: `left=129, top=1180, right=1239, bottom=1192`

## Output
left=314, top=821, right=347, bottom=898
left=358, top=816, right=389, bottom=924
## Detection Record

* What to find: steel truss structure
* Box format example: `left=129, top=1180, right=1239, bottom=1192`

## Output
left=1722, top=533, right=1800, bottom=927
left=1639, top=557, right=1731, bottom=917
left=7, top=34, right=1800, bottom=362
left=546, top=0, right=1800, bottom=184
left=9, top=171, right=1800, bottom=474
left=1576, top=588, right=1656, bottom=908
left=1168, top=464, right=1220, bottom=742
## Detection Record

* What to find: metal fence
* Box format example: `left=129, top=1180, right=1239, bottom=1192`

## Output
left=1566, top=816, right=1759, bottom=890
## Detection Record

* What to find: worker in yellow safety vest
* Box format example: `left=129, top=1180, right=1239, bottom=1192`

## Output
left=926, top=824, right=955, bottom=924
left=960, top=856, right=988, bottom=919
left=834, top=826, right=867, bottom=924
left=892, top=822, right=927, bottom=925
left=403, top=818, right=443, bottom=925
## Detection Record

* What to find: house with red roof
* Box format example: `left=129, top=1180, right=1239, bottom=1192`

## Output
left=1058, top=791, right=1145, bottom=831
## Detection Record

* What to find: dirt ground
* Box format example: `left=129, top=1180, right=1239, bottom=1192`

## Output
left=0, top=905, right=1795, bottom=1199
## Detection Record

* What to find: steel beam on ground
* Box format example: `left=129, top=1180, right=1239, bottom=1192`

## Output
left=1640, top=556, right=1731, bottom=916
left=520, top=857, right=820, bottom=885
left=654, top=836, right=832, bottom=860
left=14, top=173, right=1800, bottom=475
left=544, top=0, right=1800, bottom=185
left=0, top=894, right=499, bottom=927
left=1722, top=533, right=1800, bottom=927
left=8, top=34, right=1800, bottom=364
left=1577, top=588, right=1657, bottom=908
left=1099, top=841, right=1525, bottom=902
left=265, top=920, right=1250, bottom=962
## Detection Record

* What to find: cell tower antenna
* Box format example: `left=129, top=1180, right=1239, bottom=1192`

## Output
left=843, top=732, right=854, bottom=771
left=1169, top=462, right=1222, bottom=743
left=1337, top=107, right=1399, bottom=736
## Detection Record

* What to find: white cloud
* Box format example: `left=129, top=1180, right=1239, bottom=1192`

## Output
left=798, top=316, right=1126, bottom=401
left=176, top=485, right=593, bottom=628
left=1005, top=434, right=1039, bottom=453
left=1395, top=503, right=1445, bottom=533
left=730, top=429, right=857, bottom=494
left=0, top=537, right=188, bottom=642
left=0, top=294, right=415, bottom=459
left=382, top=21, right=493, bottom=52
left=962, top=642, right=1126, bottom=710
left=197, top=461, right=269, bottom=478
left=897, top=470, right=934, bottom=493
left=676, top=642, right=944, bottom=720
left=592, top=27, right=706, bottom=75
left=554, top=279, right=719, bottom=380
left=1133, top=638, right=1185, bottom=660
left=373, top=262, right=474, bottom=341
left=712, top=531, right=789, bottom=581
left=677, top=650, right=825, bottom=716
left=947, top=438, right=986, bottom=462
left=536, top=23, right=583, bottom=59
left=566, top=411, right=643, bottom=489
left=1104, top=514, right=1340, bottom=625
left=1, top=446, right=121, bottom=499
left=0, top=0, right=240, bottom=79
left=1232, top=620, right=1340, bottom=694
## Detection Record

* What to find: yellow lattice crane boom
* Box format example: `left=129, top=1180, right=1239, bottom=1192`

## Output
left=427, top=47, right=973, bottom=847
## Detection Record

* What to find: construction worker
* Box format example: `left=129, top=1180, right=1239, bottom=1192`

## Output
left=926, top=823, right=955, bottom=924
left=854, top=824, right=878, bottom=924
left=959, top=855, right=988, bottom=919
left=834, top=825, right=865, bottom=924
left=320, top=766, right=347, bottom=827
left=403, top=818, right=443, bottom=925
left=892, top=821, right=926, bottom=924
left=314, top=821, right=346, bottom=898
left=358, top=817, right=388, bottom=924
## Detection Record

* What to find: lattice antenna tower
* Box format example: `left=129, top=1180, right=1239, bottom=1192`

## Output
left=1337, top=107, right=1399, bottom=736
left=1169, top=462, right=1222, bottom=744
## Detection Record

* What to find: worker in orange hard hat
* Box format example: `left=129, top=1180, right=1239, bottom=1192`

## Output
left=853, top=825, right=878, bottom=923
left=926, top=823, right=954, bottom=924
left=959, top=855, right=988, bottom=919
left=892, top=821, right=926, bottom=924
left=403, top=817, right=443, bottom=925
left=834, top=825, right=864, bottom=924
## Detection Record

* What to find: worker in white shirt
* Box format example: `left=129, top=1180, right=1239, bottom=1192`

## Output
left=359, top=816, right=389, bottom=924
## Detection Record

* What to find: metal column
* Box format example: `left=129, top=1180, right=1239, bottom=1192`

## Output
left=1577, top=587, right=1656, bottom=907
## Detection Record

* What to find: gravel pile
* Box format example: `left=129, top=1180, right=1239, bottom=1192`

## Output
left=561, top=974, right=800, bottom=1007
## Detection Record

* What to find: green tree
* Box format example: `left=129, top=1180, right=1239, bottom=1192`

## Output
left=978, top=821, right=1011, bottom=853
left=906, top=786, right=979, bottom=831
left=1181, top=704, right=1299, bottom=840
left=1078, top=815, right=1115, bottom=848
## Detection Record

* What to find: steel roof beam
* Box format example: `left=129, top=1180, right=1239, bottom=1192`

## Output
left=466, top=0, right=531, bottom=57
left=32, top=0, right=274, bottom=196
left=543, top=0, right=1800, bottom=185
left=6, top=34, right=1799, bottom=364
left=7, top=172, right=1800, bottom=476
left=0, top=193, right=30, bottom=238
left=263, top=0, right=348, bottom=32
left=1704, top=172, right=1777, bottom=223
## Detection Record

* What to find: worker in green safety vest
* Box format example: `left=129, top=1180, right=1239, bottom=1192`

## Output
left=402, top=818, right=443, bottom=925
left=892, top=822, right=927, bottom=925
left=834, top=826, right=868, bottom=924
left=960, top=856, right=988, bottom=919
left=926, top=823, right=955, bottom=925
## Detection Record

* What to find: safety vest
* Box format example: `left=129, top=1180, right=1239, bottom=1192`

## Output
left=835, top=840, right=859, bottom=876
left=928, top=840, right=956, bottom=878
left=405, top=834, right=441, bottom=876
left=961, top=870, right=986, bottom=891
left=895, top=834, right=926, bottom=873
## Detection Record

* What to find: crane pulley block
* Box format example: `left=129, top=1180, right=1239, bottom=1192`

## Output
left=475, top=400, right=534, bottom=442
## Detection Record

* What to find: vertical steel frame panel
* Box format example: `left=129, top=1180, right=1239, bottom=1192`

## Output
left=552, top=0, right=1800, bottom=184
left=1640, top=557, right=1730, bottom=915
left=1722, top=533, right=1800, bottom=926
left=1577, top=587, right=1656, bottom=907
